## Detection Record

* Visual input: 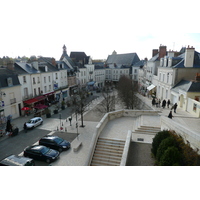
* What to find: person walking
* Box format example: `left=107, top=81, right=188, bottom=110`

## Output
left=158, top=99, right=161, bottom=107
left=23, top=122, right=27, bottom=133
left=162, top=99, right=166, bottom=109
left=173, top=103, right=178, bottom=113
left=167, top=99, right=171, bottom=108
left=168, top=111, right=173, bottom=119
left=152, top=98, right=156, bottom=106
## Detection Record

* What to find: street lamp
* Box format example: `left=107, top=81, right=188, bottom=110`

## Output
left=0, top=92, right=6, bottom=97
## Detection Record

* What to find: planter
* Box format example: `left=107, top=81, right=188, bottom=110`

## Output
left=61, top=106, right=65, bottom=110
left=54, top=110, right=58, bottom=114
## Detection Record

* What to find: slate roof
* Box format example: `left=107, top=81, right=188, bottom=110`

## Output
left=15, top=62, right=39, bottom=74
left=0, top=68, right=20, bottom=88
left=70, top=52, right=90, bottom=65
left=60, top=51, right=76, bottom=68
left=148, top=54, right=159, bottom=62
left=172, top=51, right=200, bottom=68
left=132, top=60, right=146, bottom=67
left=172, top=79, right=200, bottom=93
left=106, top=53, right=140, bottom=66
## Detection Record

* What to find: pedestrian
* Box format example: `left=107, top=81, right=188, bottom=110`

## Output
left=168, top=111, right=173, bottom=119
left=69, top=117, right=72, bottom=126
left=167, top=99, right=171, bottom=108
left=173, top=103, right=178, bottom=113
left=152, top=98, right=156, bottom=106
left=23, top=122, right=27, bottom=133
left=158, top=99, right=161, bottom=107
left=162, top=99, right=166, bottom=109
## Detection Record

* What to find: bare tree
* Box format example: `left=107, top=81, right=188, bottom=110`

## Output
left=71, top=87, right=88, bottom=127
left=117, top=75, right=142, bottom=109
left=95, top=86, right=116, bottom=114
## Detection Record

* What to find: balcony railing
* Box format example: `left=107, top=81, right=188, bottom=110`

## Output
left=10, top=98, right=16, bottom=104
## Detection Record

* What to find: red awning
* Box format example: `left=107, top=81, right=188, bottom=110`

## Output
left=35, top=96, right=46, bottom=101
left=43, top=91, right=55, bottom=96
left=23, top=98, right=38, bottom=104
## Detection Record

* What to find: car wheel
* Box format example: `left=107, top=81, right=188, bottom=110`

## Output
left=40, top=121, right=43, bottom=125
left=46, top=158, right=51, bottom=163
left=58, top=147, right=62, bottom=152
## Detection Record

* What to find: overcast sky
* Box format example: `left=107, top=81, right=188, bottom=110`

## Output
left=0, top=0, right=199, bottom=60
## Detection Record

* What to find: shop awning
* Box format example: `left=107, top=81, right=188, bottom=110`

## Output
left=147, top=84, right=156, bottom=91
left=87, top=81, right=95, bottom=86
left=23, top=98, right=38, bottom=104
left=35, top=95, right=46, bottom=101
left=43, top=91, right=55, bottom=96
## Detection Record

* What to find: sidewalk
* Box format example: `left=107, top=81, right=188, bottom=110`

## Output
left=136, top=94, right=200, bottom=133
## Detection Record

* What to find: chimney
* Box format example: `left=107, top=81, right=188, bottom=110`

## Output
left=152, top=49, right=158, bottom=57
left=6, top=60, right=14, bottom=70
left=168, top=50, right=175, bottom=57
left=32, top=61, right=39, bottom=70
left=51, top=58, right=56, bottom=66
left=159, top=45, right=167, bottom=59
left=184, top=46, right=195, bottom=68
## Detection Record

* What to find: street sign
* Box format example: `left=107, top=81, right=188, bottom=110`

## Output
left=0, top=101, right=4, bottom=107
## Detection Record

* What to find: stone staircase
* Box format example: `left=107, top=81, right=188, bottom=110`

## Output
left=132, top=125, right=161, bottom=143
left=136, top=126, right=161, bottom=134
left=90, top=138, right=125, bottom=166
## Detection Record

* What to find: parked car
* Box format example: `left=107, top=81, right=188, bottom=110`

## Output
left=39, top=135, right=71, bottom=152
left=23, top=145, right=59, bottom=163
left=0, top=155, right=35, bottom=166
left=26, top=117, right=43, bottom=129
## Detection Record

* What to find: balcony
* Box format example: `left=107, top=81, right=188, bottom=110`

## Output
left=10, top=98, right=16, bottom=104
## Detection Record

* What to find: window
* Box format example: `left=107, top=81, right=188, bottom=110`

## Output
left=37, top=77, right=40, bottom=83
left=23, top=76, right=26, bottom=83
left=48, top=76, right=51, bottom=82
left=33, top=78, right=36, bottom=84
left=44, top=86, right=47, bottom=93
left=167, top=73, right=169, bottom=83
left=56, top=73, right=58, bottom=79
left=134, top=69, right=137, bottom=73
left=44, top=77, right=46, bottom=83
left=49, top=85, right=51, bottom=91
left=163, top=74, right=165, bottom=82
left=34, top=88, right=36, bottom=96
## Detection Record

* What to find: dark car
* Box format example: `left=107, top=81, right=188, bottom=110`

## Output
left=24, top=145, right=59, bottom=163
left=39, top=135, right=71, bottom=152
left=0, top=155, right=35, bottom=166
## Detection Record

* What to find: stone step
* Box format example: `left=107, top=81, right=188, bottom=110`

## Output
left=138, top=126, right=161, bottom=130
left=98, top=138, right=125, bottom=144
left=91, top=157, right=121, bottom=166
left=94, top=148, right=123, bottom=157
left=136, top=129, right=160, bottom=134
left=96, top=144, right=124, bottom=151
left=134, top=131, right=158, bottom=135
left=94, top=152, right=122, bottom=161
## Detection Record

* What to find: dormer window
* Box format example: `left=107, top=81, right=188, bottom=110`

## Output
left=7, top=77, right=13, bottom=86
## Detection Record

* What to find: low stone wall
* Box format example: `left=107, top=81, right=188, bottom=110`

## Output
left=120, top=130, right=132, bottom=166
left=161, top=116, right=200, bottom=151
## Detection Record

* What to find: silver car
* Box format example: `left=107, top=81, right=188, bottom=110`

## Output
left=26, top=117, right=43, bottom=129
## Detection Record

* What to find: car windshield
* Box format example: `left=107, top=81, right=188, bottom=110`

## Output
left=54, top=138, right=64, bottom=144
left=41, top=146, right=50, bottom=154
left=27, top=120, right=34, bottom=124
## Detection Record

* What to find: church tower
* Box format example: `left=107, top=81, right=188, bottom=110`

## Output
left=63, top=45, right=67, bottom=54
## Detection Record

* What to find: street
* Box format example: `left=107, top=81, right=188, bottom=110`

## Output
left=0, top=93, right=100, bottom=166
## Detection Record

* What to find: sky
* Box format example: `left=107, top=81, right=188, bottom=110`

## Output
left=0, top=0, right=199, bottom=61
